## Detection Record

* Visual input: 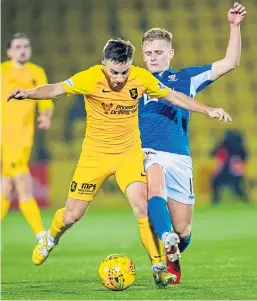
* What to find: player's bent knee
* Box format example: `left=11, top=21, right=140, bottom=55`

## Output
left=126, top=183, right=148, bottom=218
left=175, top=223, right=191, bottom=237
left=63, top=209, right=85, bottom=225
left=2, top=186, right=13, bottom=200
left=63, top=197, right=90, bottom=224
left=132, top=200, right=148, bottom=219
left=14, top=174, right=33, bottom=201
left=148, top=185, right=165, bottom=199
left=1, top=177, right=13, bottom=199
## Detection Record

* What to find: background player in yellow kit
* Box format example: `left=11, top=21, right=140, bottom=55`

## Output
left=1, top=33, right=54, bottom=241
left=8, top=38, right=231, bottom=287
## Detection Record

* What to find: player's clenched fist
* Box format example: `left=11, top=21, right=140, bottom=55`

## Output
left=207, top=108, right=232, bottom=122
left=228, top=2, right=246, bottom=26
left=7, top=88, right=29, bottom=101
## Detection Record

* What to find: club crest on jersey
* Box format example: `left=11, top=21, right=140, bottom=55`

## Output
left=101, top=102, right=113, bottom=114
left=168, top=74, right=178, bottom=82
left=129, top=88, right=138, bottom=99
left=158, top=82, right=167, bottom=90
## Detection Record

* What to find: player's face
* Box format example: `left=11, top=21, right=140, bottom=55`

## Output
left=7, top=38, right=31, bottom=65
left=102, top=59, right=132, bottom=91
left=142, top=39, right=174, bottom=73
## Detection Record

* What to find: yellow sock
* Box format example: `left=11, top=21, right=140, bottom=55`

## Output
left=49, top=208, right=71, bottom=240
left=151, top=225, right=165, bottom=262
left=19, top=198, right=44, bottom=236
left=157, top=238, right=165, bottom=262
left=138, top=217, right=163, bottom=265
left=1, top=196, right=11, bottom=220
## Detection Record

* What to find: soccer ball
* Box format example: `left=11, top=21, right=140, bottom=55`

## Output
left=98, top=254, right=136, bottom=291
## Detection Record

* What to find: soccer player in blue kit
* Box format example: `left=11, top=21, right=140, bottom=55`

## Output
left=139, top=2, right=246, bottom=284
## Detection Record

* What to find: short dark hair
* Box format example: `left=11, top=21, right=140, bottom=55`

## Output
left=7, top=33, right=29, bottom=49
left=103, top=38, right=135, bottom=64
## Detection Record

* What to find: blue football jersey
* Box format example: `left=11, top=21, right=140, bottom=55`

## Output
left=139, top=65, right=214, bottom=155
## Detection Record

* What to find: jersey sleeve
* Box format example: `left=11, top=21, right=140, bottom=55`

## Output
left=185, top=65, right=214, bottom=97
left=60, top=68, right=97, bottom=96
left=37, top=68, right=54, bottom=113
left=139, top=68, right=170, bottom=99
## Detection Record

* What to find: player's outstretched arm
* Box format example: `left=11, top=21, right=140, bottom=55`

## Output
left=7, top=83, right=66, bottom=102
left=211, top=2, right=246, bottom=80
left=164, top=89, right=232, bottom=122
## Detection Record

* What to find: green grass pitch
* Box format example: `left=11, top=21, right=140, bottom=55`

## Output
left=1, top=203, right=257, bottom=300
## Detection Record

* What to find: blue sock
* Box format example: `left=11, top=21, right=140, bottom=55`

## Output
left=179, top=233, right=192, bottom=253
left=148, top=196, right=173, bottom=240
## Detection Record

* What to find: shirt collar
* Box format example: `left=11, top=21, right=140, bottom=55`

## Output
left=166, top=67, right=175, bottom=74
left=153, top=68, right=175, bottom=78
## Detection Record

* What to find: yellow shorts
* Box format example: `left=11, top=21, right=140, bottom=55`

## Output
left=68, top=145, right=147, bottom=201
left=1, top=145, right=32, bottom=177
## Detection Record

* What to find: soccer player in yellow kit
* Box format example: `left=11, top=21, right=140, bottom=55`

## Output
left=1, top=33, right=54, bottom=241
left=8, top=38, right=231, bottom=287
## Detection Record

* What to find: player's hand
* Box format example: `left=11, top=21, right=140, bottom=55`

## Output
left=7, top=88, right=29, bottom=101
left=228, top=2, right=246, bottom=26
left=207, top=108, right=232, bottom=122
left=37, top=109, right=52, bottom=129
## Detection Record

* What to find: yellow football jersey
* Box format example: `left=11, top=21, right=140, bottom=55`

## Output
left=61, top=65, right=170, bottom=154
left=1, top=60, right=54, bottom=148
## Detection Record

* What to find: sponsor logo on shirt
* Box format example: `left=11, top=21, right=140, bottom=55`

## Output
left=102, top=103, right=137, bottom=115
left=101, top=102, right=114, bottom=114
left=168, top=74, right=178, bottom=82
left=110, top=104, right=138, bottom=115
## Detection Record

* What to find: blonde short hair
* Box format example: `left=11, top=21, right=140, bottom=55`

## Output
left=142, top=28, right=172, bottom=46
